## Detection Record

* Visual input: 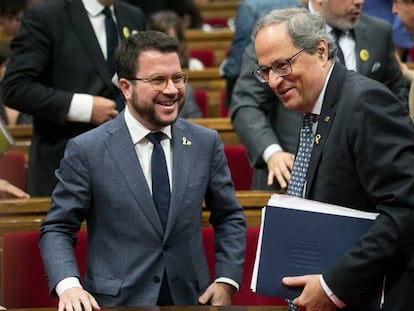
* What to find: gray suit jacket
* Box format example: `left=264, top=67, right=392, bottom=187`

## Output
left=230, top=13, right=409, bottom=191
left=39, top=113, right=246, bottom=306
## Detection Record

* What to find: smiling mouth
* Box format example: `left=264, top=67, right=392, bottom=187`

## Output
left=157, top=101, right=176, bottom=107
left=279, top=87, right=292, bottom=96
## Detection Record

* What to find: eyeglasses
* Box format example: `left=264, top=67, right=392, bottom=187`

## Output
left=128, top=72, right=188, bottom=91
left=253, top=49, right=305, bottom=83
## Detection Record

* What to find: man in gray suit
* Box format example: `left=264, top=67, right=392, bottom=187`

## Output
left=230, top=0, right=409, bottom=191
left=39, top=31, right=246, bottom=309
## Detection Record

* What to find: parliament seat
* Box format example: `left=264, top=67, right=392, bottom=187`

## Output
left=1, top=228, right=285, bottom=307
left=194, top=89, right=209, bottom=117
left=0, top=152, right=26, bottom=190
left=203, top=226, right=286, bottom=306
left=1, top=231, right=87, bottom=308
left=224, top=145, right=253, bottom=190
left=189, top=49, right=216, bottom=68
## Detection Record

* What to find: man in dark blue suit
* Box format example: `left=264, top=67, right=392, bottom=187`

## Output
left=253, top=7, right=414, bottom=311
left=230, top=0, right=409, bottom=192
left=0, top=0, right=146, bottom=196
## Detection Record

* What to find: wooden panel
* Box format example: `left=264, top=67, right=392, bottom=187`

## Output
left=185, top=29, right=233, bottom=66
left=189, top=117, right=240, bottom=146
left=184, top=67, right=226, bottom=116
left=7, top=124, right=31, bottom=163
left=0, top=191, right=274, bottom=236
left=196, top=1, right=240, bottom=20
left=6, top=118, right=240, bottom=169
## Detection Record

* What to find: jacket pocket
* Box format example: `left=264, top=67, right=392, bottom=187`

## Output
left=85, top=274, right=123, bottom=296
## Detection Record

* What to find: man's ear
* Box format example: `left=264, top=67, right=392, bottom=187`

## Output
left=119, top=78, right=132, bottom=100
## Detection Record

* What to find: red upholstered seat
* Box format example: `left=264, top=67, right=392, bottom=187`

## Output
left=0, top=152, right=26, bottom=190
left=202, top=226, right=286, bottom=306
left=194, top=89, right=209, bottom=118
left=224, top=145, right=253, bottom=191
left=219, top=91, right=228, bottom=117
left=1, top=231, right=87, bottom=308
left=189, top=49, right=215, bottom=68
left=203, top=17, right=229, bottom=29
left=2, top=228, right=285, bottom=307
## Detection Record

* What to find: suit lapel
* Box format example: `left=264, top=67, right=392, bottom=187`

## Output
left=65, top=0, right=112, bottom=88
left=164, top=120, right=194, bottom=237
left=305, top=64, right=347, bottom=196
left=104, top=114, right=165, bottom=237
left=354, top=16, right=371, bottom=75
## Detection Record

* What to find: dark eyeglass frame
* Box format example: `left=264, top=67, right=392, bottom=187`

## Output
left=253, top=49, right=305, bottom=83
left=128, top=72, right=188, bottom=91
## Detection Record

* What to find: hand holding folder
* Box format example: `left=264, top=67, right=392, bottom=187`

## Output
left=251, top=194, right=379, bottom=303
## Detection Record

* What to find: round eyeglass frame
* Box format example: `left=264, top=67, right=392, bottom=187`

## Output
left=128, top=72, right=188, bottom=91
left=253, top=49, right=305, bottom=83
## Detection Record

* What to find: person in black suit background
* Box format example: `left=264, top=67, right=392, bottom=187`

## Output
left=253, top=7, right=414, bottom=310
left=230, top=0, right=409, bottom=192
left=0, top=0, right=146, bottom=196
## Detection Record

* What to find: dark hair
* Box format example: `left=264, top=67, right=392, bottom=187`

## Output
left=174, top=0, right=203, bottom=29
left=147, top=10, right=189, bottom=68
left=0, top=0, right=26, bottom=16
left=115, top=30, right=180, bottom=79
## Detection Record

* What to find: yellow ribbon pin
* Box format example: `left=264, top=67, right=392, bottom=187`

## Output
left=360, top=49, right=369, bottom=62
left=123, top=27, right=130, bottom=38
left=314, top=134, right=321, bottom=145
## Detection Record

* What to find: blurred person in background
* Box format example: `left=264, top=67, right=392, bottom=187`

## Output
left=147, top=10, right=203, bottom=118
left=0, top=42, right=32, bottom=125
left=221, top=0, right=301, bottom=107
left=0, top=0, right=26, bottom=43
left=363, top=0, right=412, bottom=60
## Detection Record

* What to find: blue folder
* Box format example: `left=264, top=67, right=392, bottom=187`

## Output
left=252, top=194, right=379, bottom=300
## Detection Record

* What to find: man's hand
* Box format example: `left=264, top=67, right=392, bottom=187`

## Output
left=58, top=287, right=100, bottom=311
left=283, top=275, right=336, bottom=311
left=0, top=179, right=30, bottom=198
left=266, top=151, right=295, bottom=188
left=90, top=96, right=119, bottom=125
left=198, top=282, right=234, bottom=306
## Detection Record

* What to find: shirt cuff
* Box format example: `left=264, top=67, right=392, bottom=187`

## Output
left=320, top=275, right=347, bottom=308
left=262, top=144, right=283, bottom=163
left=55, top=276, right=82, bottom=297
left=67, top=93, right=93, bottom=123
left=215, top=277, right=239, bottom=291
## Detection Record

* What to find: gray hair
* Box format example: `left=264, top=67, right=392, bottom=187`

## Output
left=253, top=7, right=337, bottom=61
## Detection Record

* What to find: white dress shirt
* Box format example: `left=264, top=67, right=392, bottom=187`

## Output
left=67, top=0, right=118, bottom=123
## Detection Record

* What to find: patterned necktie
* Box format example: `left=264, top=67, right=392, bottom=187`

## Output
left=146, top=132, right=171, bottom=230
left=331, top=28, right=345, bottom=65
left=102, top=7, right=119, bottom=77
left=287, top=113, right=319, bottom=197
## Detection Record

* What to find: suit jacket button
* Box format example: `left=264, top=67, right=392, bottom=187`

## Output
left=153, top=276, right=161, bottom=283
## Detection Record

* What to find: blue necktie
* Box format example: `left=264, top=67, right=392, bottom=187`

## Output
left=102, top=7, right=119, bottom=77
left=287, top=113, right=319, bottom=197
left=146, top=132, right=170, bottom=230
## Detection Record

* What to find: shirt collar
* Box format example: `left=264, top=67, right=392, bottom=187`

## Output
left=82, top=0, right=112, bottom=17
left=124, top=106, right=172, bottom=144
left=311, top=63, right=335, bottom=115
